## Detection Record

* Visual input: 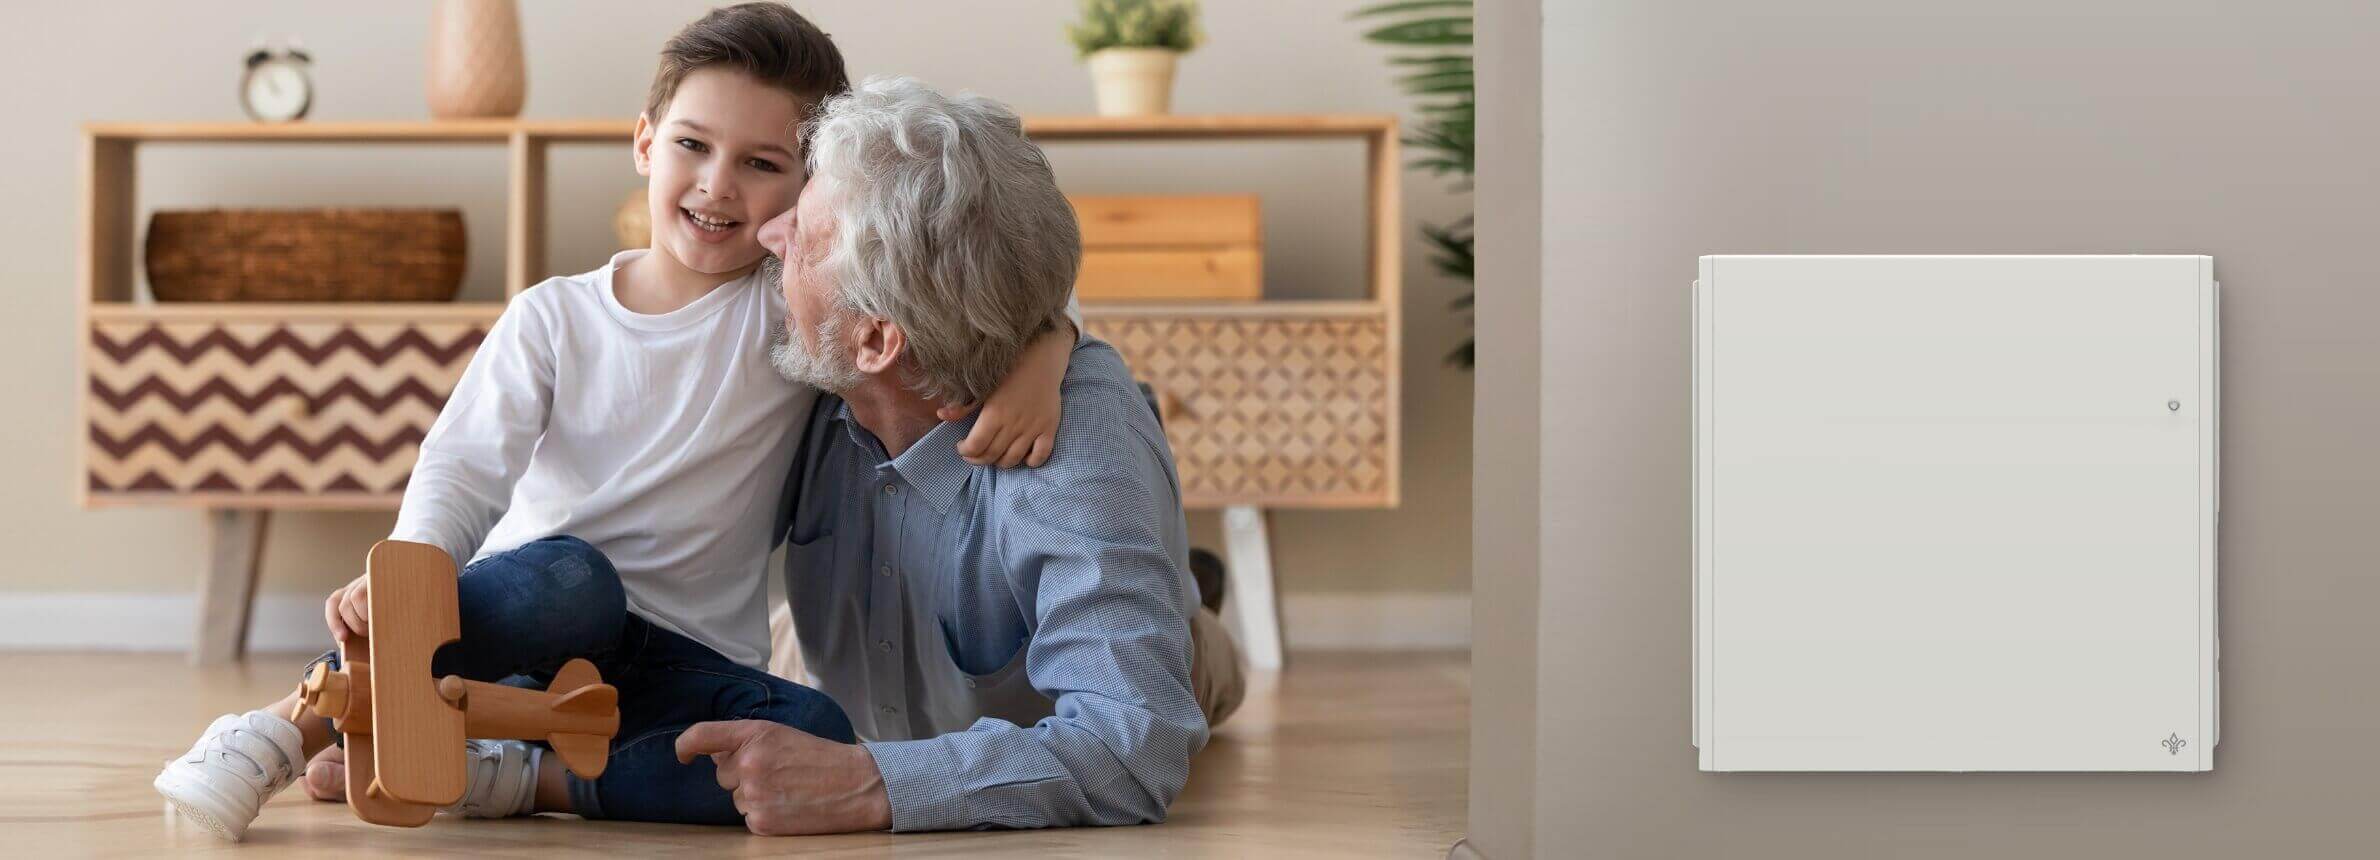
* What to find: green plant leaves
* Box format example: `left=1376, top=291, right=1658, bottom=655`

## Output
left=1397, top=70, right=1475, bottom=93
left=1423, top=217, right=1477, bottom=367
left=1362, top=17, right=1473, bottom=46
left=1390, top=54, right=1472, bottom=68
left=1068, top=0, right=1203, bottom=58
left=1357, top=0, right=1477, bottom=368
left=1422, top=218, right=1474, bottom=280
left=1352, top=0, right=1475, bottom=20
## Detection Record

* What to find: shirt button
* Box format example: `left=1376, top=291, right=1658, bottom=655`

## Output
left=878, top=564, right=893, bottom=577
left=883, top=484, right=899, bottom=496
left=880, top=705, right=899, bottom=715
left=877, top=640, right=893, bottom=652
left=963, top=678, right=977, bottom=689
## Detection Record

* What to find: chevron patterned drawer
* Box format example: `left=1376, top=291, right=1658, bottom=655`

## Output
left=83, top=309, right=495, bottom=507
left=1086, top=309, right=1397, bottom=508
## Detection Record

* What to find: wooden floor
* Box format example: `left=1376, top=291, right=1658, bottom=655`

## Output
left=1, top=650, right=1466, bottom=857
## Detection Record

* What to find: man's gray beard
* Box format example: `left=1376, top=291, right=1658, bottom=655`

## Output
left=768, top=312, right=864, bottom=393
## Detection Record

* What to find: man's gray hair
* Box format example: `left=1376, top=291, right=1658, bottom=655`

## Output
left=804, top=75, right=1080, bottom=405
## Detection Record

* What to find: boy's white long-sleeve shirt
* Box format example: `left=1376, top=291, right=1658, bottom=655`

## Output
left=391, top=250, right=811, bottom=668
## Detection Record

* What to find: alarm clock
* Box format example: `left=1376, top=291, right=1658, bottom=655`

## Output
left=241, top=43, right=314, bottom=123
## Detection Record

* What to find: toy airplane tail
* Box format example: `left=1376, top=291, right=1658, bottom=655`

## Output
left=437, top=657, right=621, bottom=779
left=544, top=659, right=618, bottom=778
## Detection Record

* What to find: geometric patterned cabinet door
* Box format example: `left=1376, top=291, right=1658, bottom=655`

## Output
left=1089, top=311, right=1396, bottom=508
left=84, top=312, right=493, bottom=507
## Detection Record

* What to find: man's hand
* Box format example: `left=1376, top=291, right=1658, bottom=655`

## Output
left=323, top=574, right=370, bottom=640
left=674, top=720, right=893, bottom=835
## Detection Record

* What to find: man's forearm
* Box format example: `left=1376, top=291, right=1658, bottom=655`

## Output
left=864, top=715, right=1196, bottom=831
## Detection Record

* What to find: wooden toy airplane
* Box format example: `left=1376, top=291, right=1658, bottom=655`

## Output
left=295, top=540, right=619, bottom=827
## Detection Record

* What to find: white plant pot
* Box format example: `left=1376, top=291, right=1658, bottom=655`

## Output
left=1086, top=47, right=1179, bottom=117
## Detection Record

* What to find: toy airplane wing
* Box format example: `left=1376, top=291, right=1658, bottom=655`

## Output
left=363, top=540, right=468, bottom=806
left=314, top=632, right=428, bottom=826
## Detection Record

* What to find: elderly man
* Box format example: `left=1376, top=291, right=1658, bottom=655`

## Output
left=670, top=76, right=1245, bottom=834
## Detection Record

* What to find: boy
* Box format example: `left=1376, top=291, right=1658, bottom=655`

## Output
left=153, top=3, right=1076, bottom=839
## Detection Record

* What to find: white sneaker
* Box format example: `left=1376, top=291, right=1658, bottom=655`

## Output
left=443, top=739, right=541, bottom=819
left=153, top=711, right=305, bottom=841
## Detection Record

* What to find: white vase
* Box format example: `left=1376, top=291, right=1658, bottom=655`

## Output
left=1086, top=47, right=1179, bottom=117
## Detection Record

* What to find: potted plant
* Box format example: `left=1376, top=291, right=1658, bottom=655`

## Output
left=1068, top=0, right=1202, bottom=116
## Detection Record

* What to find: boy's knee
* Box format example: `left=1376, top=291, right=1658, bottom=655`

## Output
left=463, top=535, right=626, bottom=634
left=525, top=535, right=625, bottom=606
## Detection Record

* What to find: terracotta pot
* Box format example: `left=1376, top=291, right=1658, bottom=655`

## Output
left=427, top=0, right=527, bottom=119
left=1086, top=47, right=1179, bottom=117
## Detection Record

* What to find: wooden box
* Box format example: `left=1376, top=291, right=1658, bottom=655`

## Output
left=1072, top=195, right=1262, bottom=302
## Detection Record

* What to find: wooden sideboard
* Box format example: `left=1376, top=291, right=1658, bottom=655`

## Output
left=79, top=116, right=1402, bottom=669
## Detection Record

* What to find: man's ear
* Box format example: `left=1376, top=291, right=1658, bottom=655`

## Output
left=632, top=112, right=655, bottom=177
left=852, top=317, right=907, bottom=376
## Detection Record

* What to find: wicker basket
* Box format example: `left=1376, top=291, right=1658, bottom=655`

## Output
left=144, top=209, right=467, bottom=302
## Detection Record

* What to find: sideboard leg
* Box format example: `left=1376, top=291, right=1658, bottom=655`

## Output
left=1221, top=505, right=1285, bottom=671
left=192, top=509, right=269, bottom=665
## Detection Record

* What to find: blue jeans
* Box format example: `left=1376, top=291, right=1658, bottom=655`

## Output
left=311, top=535, right=855, bottom=825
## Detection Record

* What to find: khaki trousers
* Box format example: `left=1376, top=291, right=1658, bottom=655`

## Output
left=1186, top=605, right=1247, bottom=728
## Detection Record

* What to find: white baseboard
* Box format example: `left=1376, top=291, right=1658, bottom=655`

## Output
left=0, top=590, right=1471, bottom=654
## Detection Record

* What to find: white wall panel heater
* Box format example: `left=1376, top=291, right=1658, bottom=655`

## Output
left=1693, top=255, right=2217, bottom=772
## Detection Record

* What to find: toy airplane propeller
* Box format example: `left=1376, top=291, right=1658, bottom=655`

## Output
left=296, top=540, right=619, bottom=827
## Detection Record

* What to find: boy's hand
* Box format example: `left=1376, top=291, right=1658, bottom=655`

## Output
left=324, top=574, right=370, bottom=641
left=943, top=324, right=1073, bottom=468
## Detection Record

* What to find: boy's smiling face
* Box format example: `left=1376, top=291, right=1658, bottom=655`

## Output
left=633, top=67, right=806, bottom=278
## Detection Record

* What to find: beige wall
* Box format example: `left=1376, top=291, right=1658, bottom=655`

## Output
left=0, top=1, right=1469, bottom=601
left=1472, top=0, right=2377, bottom=855
left=1466, top=0, right=1540, bottom=857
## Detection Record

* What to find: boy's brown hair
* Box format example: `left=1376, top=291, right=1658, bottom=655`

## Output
left=644, top=3, right=850, bottom=126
